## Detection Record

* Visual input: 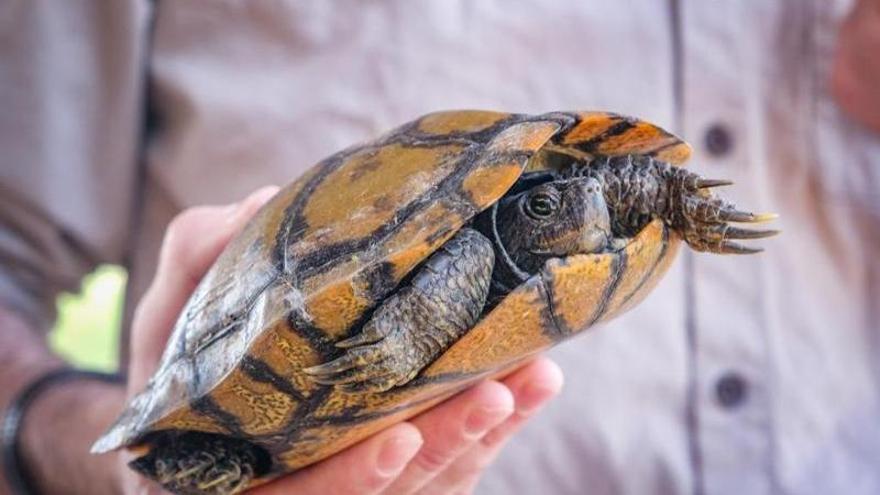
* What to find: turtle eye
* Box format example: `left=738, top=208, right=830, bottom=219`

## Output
left=525, top=191, right=560, bottom=219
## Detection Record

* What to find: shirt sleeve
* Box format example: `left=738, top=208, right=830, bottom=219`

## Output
left=0, top=0, right=152, bottom=330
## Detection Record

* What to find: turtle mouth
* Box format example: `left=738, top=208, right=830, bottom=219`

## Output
left=528, top=229, right=611, bottom=256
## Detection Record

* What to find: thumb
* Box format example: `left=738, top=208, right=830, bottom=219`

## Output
left=128, top=185, right=280, bottom=392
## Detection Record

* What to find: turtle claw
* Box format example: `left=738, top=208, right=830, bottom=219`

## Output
left=304, top=328, right=418, bottom=393
left=304, top=370, right=351, bottom=386
left=717, top=241, right=764, bottom=255
left=305, top=366, right=376, bottom=386
left=718, top=208, right=753, bottom=223
left=305, top=353, right=404, bottom=392
left=723, top=226, right=779, bottom=240
left=303, top=350, right=384, bottom=390
left=719, top=208, right=777, bottom=224
left=703, top=225, right=780, bottom=241
left=748, top=212, right=779, bottom=223
left=338, top=374, right=401, bottom=394
left=695, top=178, right=734, bottom=189
left=675, top=185, right=778, bottom=254
left=303, top=347, right=376, bottom=376
left=685, top=221, right=778, bottom=254
left=334, top=327, right=384, bottom=349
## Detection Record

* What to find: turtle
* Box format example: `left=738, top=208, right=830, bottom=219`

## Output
left=92, top=110, right=777, bottom=494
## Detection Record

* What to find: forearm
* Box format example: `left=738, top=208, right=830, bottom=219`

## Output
left=0, top=306, right=126, bottom=495
left=0, top=308, right=64, bottom=407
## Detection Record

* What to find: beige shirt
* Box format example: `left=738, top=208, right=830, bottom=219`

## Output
left=2, top=1, right=878, bottom=494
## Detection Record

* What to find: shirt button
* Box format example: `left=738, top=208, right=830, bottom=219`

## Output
left=715, top=371, right=748, bottom=409
left=704, top=123, right=734, bottom=157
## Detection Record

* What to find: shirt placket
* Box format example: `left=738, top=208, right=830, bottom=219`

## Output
left=680, top=2, right=775, bottom=494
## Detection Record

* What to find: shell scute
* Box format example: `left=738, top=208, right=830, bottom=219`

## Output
left=422, top=276, right=556, bottom=379
left=209, top=369, right=299, bottom=437
left=601, top=220, right=681, bottom=320
left=416, top=110, right=510, bottom=136
left=555, top=112, right=693, bottom=165
left=298, top=143, right=468, bottom=248
left=543, top=252, right=618, bottom=335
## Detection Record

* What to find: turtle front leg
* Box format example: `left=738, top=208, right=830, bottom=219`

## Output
left=304, top=228, right=495, bottom=393
left=572, top=155, right=778, bottom=254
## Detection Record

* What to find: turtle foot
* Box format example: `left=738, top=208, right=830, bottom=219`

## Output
left=130, top=431, right=270, bottom=495
left=303, top=322, right=422, bottom=393
left=305, top=228, right=493, bottom=393
left=670, top=181, right=779, bottom=254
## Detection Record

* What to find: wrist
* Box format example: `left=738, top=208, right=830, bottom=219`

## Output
left=17, top=376, right=126, bottom=495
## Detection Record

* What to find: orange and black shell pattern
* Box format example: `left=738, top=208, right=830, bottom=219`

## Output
left=93, top=111, right=694, bottom=491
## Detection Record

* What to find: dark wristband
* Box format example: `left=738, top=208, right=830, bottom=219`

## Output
left=1, top=368, right=124, bottom=495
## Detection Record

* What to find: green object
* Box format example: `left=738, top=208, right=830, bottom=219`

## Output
left=49, top=265, right=126, bottom=372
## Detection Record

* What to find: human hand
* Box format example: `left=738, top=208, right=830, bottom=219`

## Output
left=121, top=186, right=564, bottom=495
left=7, top=304, right=126, bottom=495
left=832, top=0, right=880, bottom=133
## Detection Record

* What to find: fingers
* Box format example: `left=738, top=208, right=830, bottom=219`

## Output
left=478, top=358, right=564, bottom=450
left=421, top=358, right=564, bottom=495
left=384, top=381, right=514, bottom=494
left=128, top=185, right=279, bottom=391
left=258, top=360, right=560, bottom=495
left=251, top=423, right=423, bottom=495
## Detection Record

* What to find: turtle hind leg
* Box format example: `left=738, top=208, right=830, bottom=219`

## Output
left=130, top=431, right=271, bottom=495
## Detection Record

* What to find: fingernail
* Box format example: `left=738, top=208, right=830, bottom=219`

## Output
left=465, top=405, right=513, bottom=436
left=377, top=430, right=422, bottom=477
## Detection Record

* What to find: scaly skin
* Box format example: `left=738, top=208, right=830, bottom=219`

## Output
left=565, top=155, right=778, bottom=254
left=130, top=432, right=265, bottom=495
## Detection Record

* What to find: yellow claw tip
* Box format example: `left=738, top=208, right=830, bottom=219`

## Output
left=753, top=213, right=779, bottom=223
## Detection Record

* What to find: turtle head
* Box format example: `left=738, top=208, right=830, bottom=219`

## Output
left=493, top=176, right=612, bottom=274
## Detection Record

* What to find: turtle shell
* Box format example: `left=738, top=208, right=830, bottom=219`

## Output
left=94, top=110, right=691, bottom=488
